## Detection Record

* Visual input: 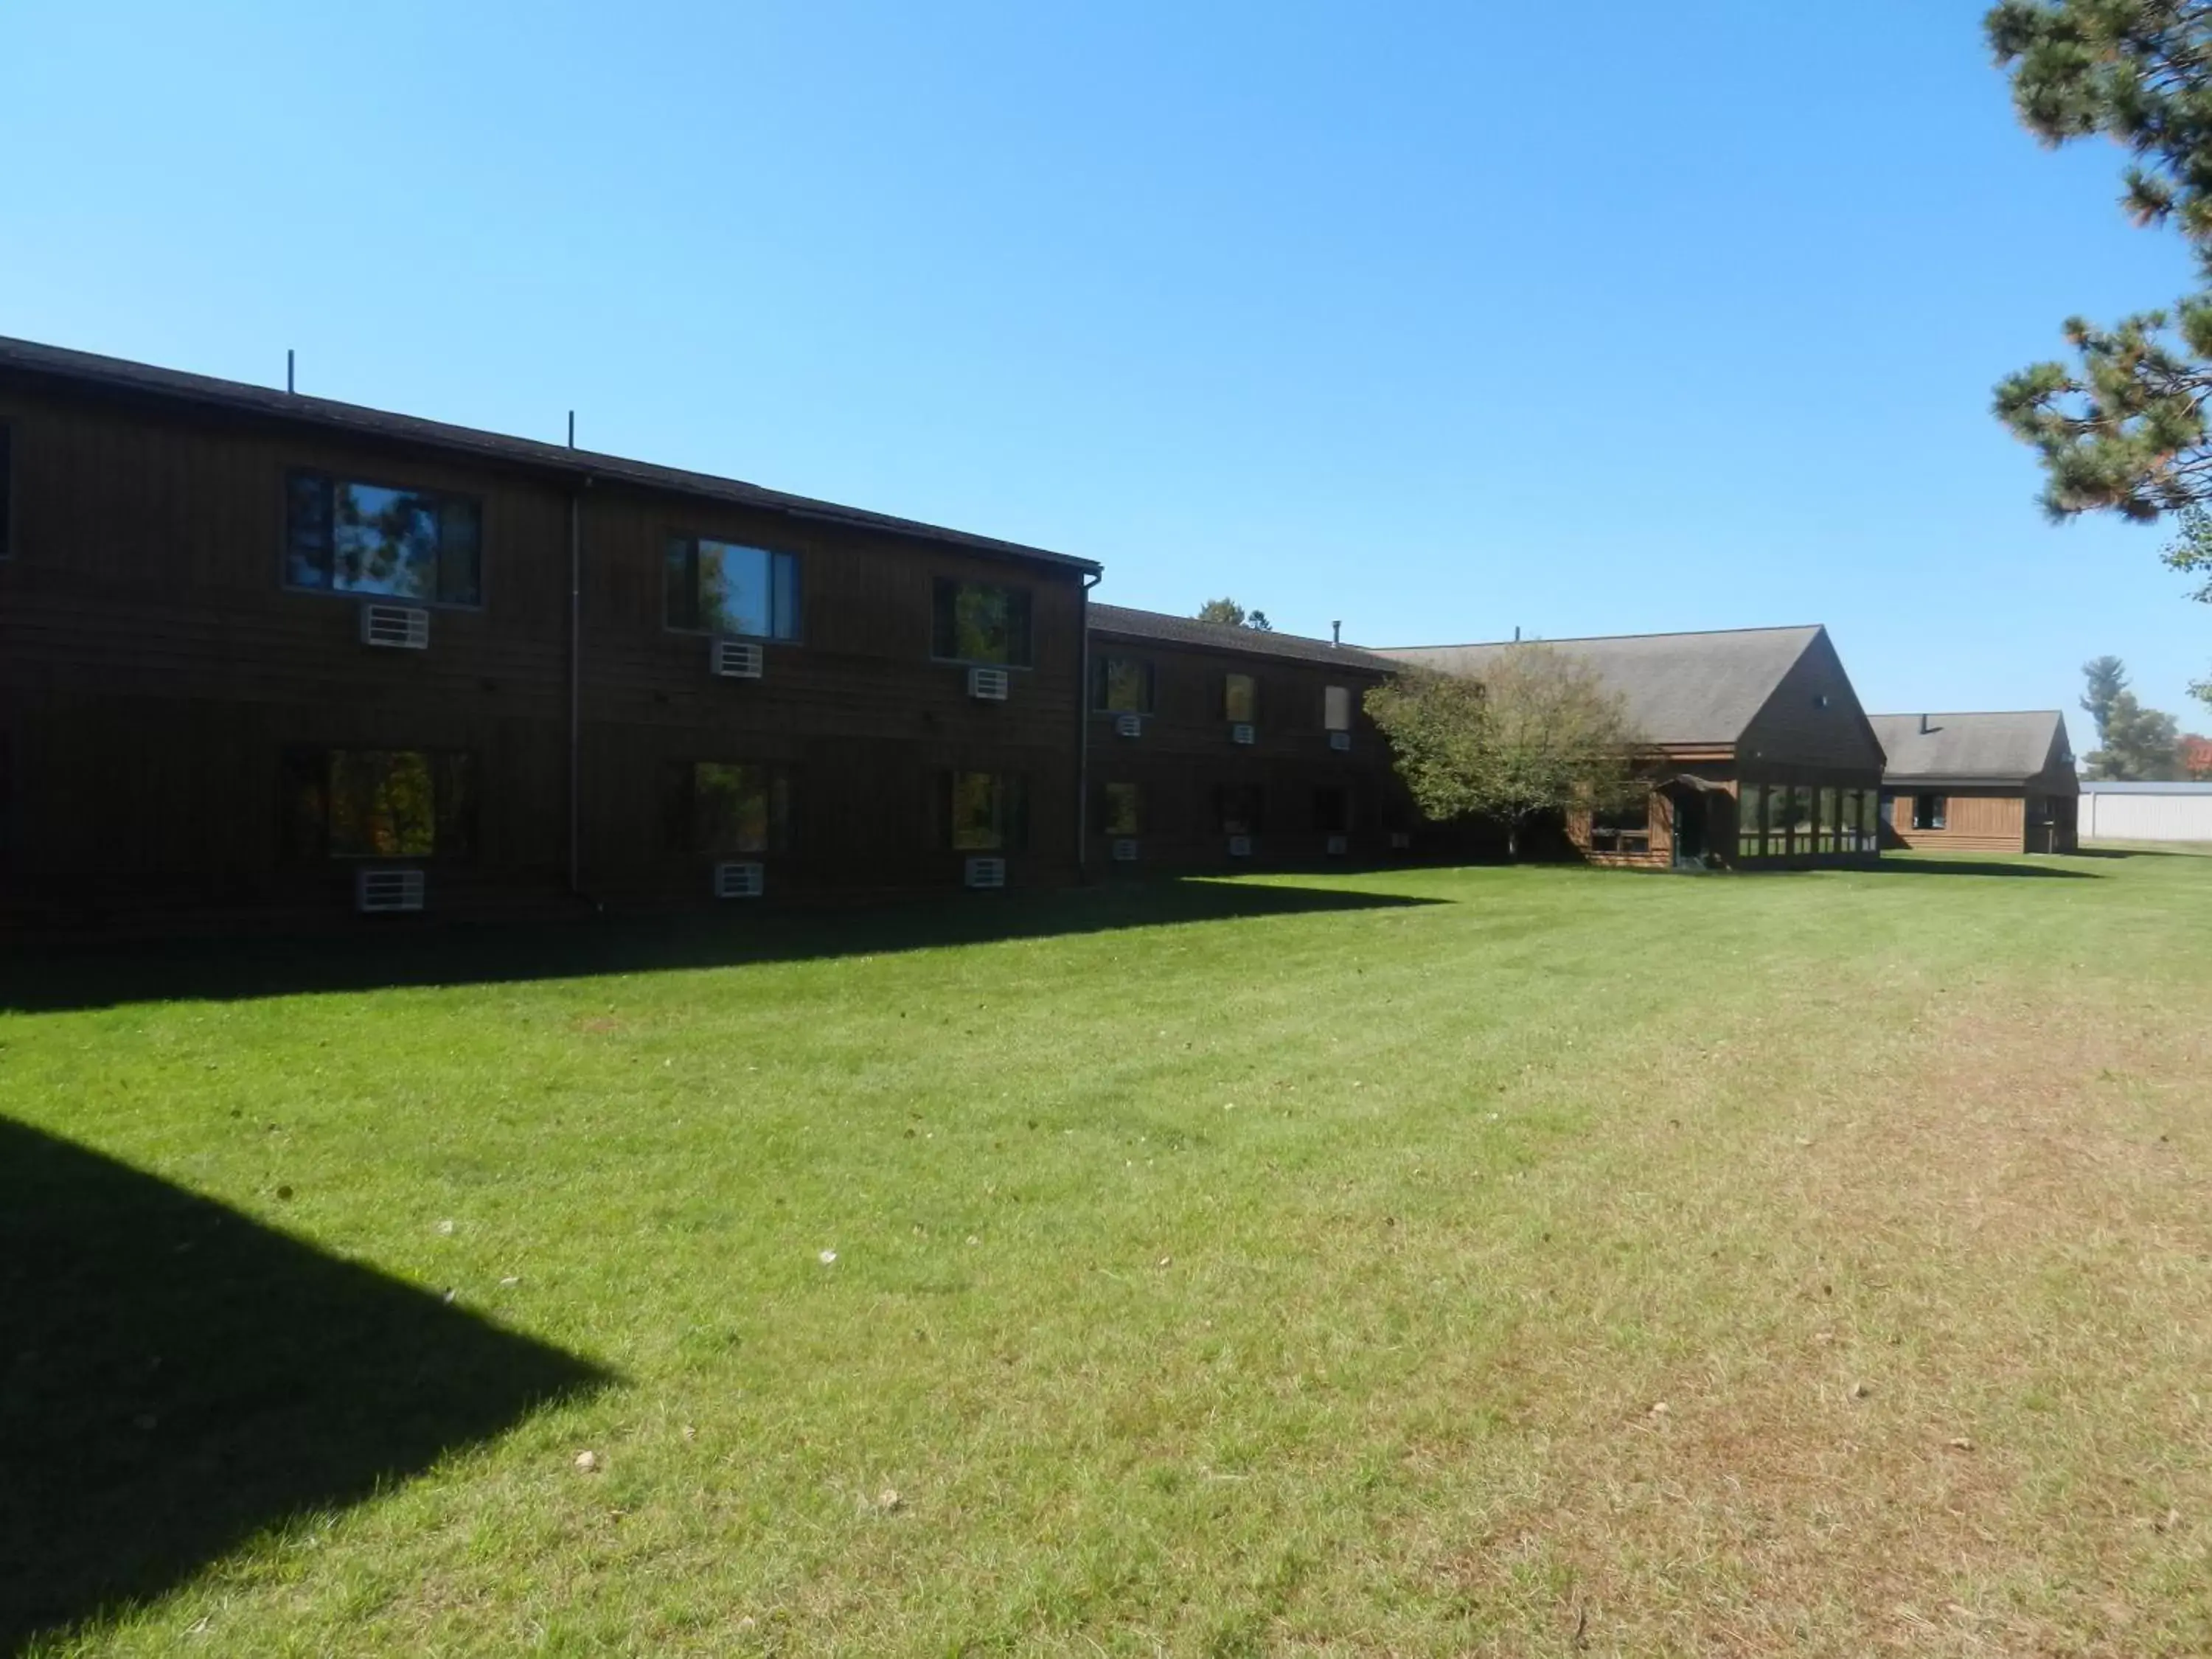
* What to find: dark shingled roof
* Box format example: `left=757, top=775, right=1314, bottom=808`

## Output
left=1377, top=626, right=1826, bottom=747
left=1088, top=603, right=1400, bottom=671
left=0, top=334, right=1100, bottom=574
left=1868, top=711, right=2072, bottom=786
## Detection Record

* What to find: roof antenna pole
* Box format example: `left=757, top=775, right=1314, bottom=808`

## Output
left=567, top=409, right=576, bottom=448
left=286, top=349, right=295, bottom=395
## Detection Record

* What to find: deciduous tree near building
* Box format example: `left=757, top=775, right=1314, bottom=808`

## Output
left=1366, top=645, right=1646, bottom=858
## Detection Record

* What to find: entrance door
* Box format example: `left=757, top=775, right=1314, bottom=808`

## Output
left=1672, top=790, right=1707, bottom=867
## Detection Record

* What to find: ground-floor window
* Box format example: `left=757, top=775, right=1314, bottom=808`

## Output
left=945, top=772, right=1029, bottom=851
left=671, top=762, right=790, bottom=855
left=1216, top=784, right=1264, bottom=836
left=1588, top=796, right=1651, bottom=855
left=1736, top=782, right=1878, bottom=858
left=1099, top=781, right=1141, bottom=837
left=1312, top=787, right=1350, bottom=835
left=282, top=748, right=475, bottom=860
left=1912, top=793, right=1947, bottom=831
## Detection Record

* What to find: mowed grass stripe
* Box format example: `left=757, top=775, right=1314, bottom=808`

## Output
left=4, top=851, right=2208, bottom=1655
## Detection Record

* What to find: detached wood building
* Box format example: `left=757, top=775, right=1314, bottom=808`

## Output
left=1084, top=605, right=1406, bottom=868
left=1381, top=626, right=1886, bottom=868
left=1868, top=712, right=2079, bottom=854
left=0, top=336, right=1099, bottom=929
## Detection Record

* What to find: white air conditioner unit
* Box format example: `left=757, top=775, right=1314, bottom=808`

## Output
left=359, top=604, right=430, bottom=650
left=1326, top=835, right=1349, bottom=857
left=1110, top=838, right=1139, bottom=862
left=1113, top=712, right=1142, bottom=738
left=1388, top=831, right=1413, bottom=850
left=713, top=860, right=764, bottom=900
left=711, top=639, right=763, bottom=680
left=355, top=867, right=425, bottom=914
left=1229, top=723, right=1255, bottom=745
left=1328, top=730, right=1352, bottom=752
left=968, top=666, right=1009, bottom=701
left=1227, top=835, right=1253, bottom=858
left=964, top=856, right=1006, bottom=889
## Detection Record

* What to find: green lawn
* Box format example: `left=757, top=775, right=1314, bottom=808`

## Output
left=6, top=852, right=2211, bottom=1657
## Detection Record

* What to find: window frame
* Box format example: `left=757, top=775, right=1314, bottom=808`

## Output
left=944, top=771, right=1031, bottom=852
left=1223, top=672, right=1259, bottom=725
left=1323, top=684, right=1354, bottom=733
left=282, top=468, right=487, bottom=611
left=1093, top=655, right=1155, bottom=714
left=1216, top=782, right=1265, bottom=837
left=1912, top=793, right=1947, bottom=831
left=669, top=760, right=793, bottom=857
left=1587, top=793, right=1652, bottom=855
left=1312, top=785, right=1352, bottom=836
left=662, top=534, right=804, bottom=642
left=1737, top=784, right=1764, bottom=860
left=279, top=746, right=477, bottom=863
left=1099, top=780, right=1142, bottom=838
left=931, top=579, right=1034, bottom=669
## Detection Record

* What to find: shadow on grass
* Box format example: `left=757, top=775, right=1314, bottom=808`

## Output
left=1851, top=858, right=2098, bottom=880
left=0, top=1119, right=611, bottom=1655
left=0, top=878, right=1446, bottom=1014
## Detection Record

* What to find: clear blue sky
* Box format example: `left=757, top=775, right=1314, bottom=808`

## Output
left=6, top=0, right=2208, bottom=748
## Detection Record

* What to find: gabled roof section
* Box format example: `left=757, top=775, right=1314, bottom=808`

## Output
left=1378, top=625, right=1826, bottom=747
left=1088, top=603, right=1399, bottom=672
left=1869, top=711, right=2073, bottom=786
left=0, top=335, right=1100, bottom=574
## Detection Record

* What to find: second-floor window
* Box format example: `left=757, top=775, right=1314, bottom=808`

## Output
left=945, top=771, right=1029, bottom=850
left=285, top=472, right=482, bottom=605
left=664, top=538, right=801, bottom=639
left=280, top=748, right=475, bottom=860
left=671, top=762, right=791, bottom=854
left=1093, top=656, right=1154, bottom=712
left=1324, top=685, right=1353, bottom=731
left=933, top=580, right=1032, bottom=666
left=1224, top=672, right=1257, bottom=724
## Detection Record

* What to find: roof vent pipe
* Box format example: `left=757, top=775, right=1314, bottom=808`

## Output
left=1331, top=620, right=1341, bottom=647
left=1920, top=713, right=1932, bottom=734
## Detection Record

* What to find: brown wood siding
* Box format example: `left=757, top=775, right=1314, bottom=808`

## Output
left=1082, top=635, right=1407, bottom=869
left=0, top=376, right=1087, bottom=928
left=1883, top=789, right=2027, bottom=853
left=1738, top=630, right=1888, bottom=779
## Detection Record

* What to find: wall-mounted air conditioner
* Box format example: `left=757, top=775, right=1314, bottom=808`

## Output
left=964, top=856, right=1006, bottom=889
left=360, top=604, right=430, bottom=650
left=1227, top=835, right=1253, bottom=858
left=968, top=667, right=1009, bottom=701
left=711, top=639, right=764, bottom=680
left=1328, top=730, right=1352, bottom=752
left=1326, top=835, right=1349, bottom=856
left=1110, top=838, right=1139, bottom=862
left=355, top=868, right=425, bottom=913
left=713, top=860, right=764, bottom=899
left=1229, top=723, right=1255, bottom=745
left=1113, top=712, right=1142, bottom=738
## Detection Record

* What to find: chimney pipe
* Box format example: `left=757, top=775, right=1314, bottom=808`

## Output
left=1514, top=625, right=1522, bottom=641
left=1331, top=620, right=1341, bottom=647
left=1920, top=713, right=1932, bottom=735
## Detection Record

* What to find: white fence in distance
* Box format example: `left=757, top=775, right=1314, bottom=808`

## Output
left=2079, top=784, right=2212, bottom=844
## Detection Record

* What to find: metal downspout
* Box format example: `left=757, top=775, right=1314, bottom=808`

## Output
left=1077, top=569, right=1102, bottom=877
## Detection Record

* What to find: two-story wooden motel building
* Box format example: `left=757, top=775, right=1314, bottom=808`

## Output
left=1083, top=605, right=1408, bottom=869
left=1379, top=625, right=1888, bottom=868
left=0, top=337, right=1102, bottom=929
